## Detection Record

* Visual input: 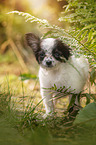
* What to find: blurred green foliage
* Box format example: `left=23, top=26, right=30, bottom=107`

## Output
left=0, top=0, right=37, bottom=45
left=59, top=0, right=96, bottom=61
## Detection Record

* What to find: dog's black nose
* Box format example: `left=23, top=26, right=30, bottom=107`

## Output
left=46, top=61, right=52, bottom=66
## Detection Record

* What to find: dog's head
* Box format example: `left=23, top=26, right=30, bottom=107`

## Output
left=25, top=33, right=71, bottom=69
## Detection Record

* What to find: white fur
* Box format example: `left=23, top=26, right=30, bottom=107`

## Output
left=39, top=55, right=89, bottom=116
left=41, top=38, right=56, bottom=53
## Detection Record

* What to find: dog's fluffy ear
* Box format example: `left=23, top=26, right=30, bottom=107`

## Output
left=25, top=33, right=40, bottom=54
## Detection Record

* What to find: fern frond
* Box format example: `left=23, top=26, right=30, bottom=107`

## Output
left=7, top=11, right=49, bottom=26
left=7, top=10, right=96, bottom=59
left=7, top=11, right=72, bottom=38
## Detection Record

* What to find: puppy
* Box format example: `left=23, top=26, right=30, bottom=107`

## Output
left=25, top=33, right=89, bottom=117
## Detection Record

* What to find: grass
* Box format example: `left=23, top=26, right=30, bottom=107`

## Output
left=1, top=88, right=96, bottom=145
left=0, top=78, right=95, bottom=145
left=0, top=51, right=96, bottom=145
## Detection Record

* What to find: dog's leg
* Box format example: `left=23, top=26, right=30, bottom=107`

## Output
left=69, top=94, right=80, bottom=106
left=68, top=94, right=82, bottom=117
left=41, top=88, right=54, bottom=117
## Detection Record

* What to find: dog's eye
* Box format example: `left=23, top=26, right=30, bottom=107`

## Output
left=54, top=52, right=60, bottom=58
left=40, top=53, right=45, bottom=57
left=39, top=51, right=45, bottom=58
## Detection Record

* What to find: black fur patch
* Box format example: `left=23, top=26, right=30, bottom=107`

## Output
left=52, top=39, right=71, bottom=62
left=38, top=50, right=45, bottom=63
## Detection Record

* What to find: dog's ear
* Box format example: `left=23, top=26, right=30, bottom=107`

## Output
left=25, top=33, right=41, bottom=54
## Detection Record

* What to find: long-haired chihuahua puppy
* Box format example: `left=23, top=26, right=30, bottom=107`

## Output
left=25, top=33, right=89, bottom=117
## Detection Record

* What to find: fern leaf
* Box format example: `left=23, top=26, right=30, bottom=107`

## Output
left=81, top=17, right=96, bottom=23
left=83, top=24, right=96, bottom=30
left=7, top=11, right=49, bottom=26
left=79, top=30, right=88, bottom=41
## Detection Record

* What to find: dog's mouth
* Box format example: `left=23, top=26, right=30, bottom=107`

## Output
left=40, top=63, right=55, bottom=69
left=46, top=64, right=53, bottom=68
left=43, top=64, right=54, bottom=68
left=40, top=59, right=60, bottom=69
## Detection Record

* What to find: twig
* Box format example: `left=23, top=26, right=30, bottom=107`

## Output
left=0, top=39, right=28, bottom=72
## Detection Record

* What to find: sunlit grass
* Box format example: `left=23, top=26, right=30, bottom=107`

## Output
left=0, top=74, right=41, bottom=110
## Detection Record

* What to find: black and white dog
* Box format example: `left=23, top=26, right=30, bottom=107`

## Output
left=25, top=33, right=89, bottom=117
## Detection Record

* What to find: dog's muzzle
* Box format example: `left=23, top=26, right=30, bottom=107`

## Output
left=46, top=61, right=52, bottom=67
